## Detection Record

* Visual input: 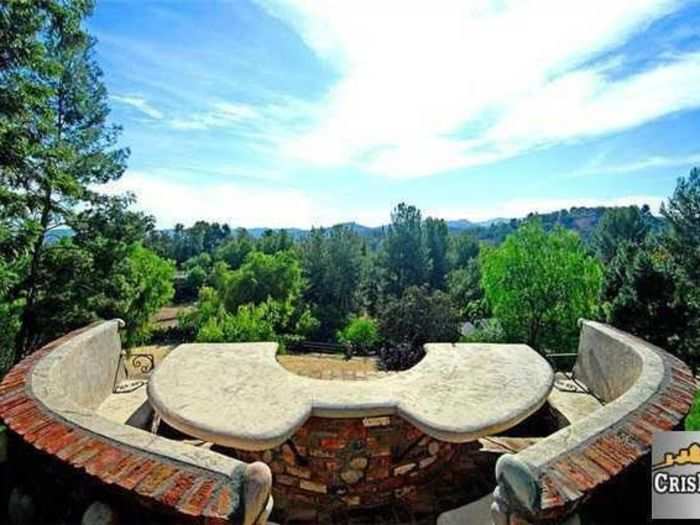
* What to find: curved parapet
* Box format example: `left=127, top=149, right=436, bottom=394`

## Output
left=491, top=321, right=697, bottom=524
left=0, top=321, right=272, bottom=524
left=148, top=342, right=554, bottom=450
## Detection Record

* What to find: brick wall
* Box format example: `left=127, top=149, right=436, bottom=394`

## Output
left=223, top=415, right=489, bottom=518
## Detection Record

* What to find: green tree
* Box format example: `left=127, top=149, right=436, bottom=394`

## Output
left=602, top=239, right=694, bottom=364
left=301, top=225, right=363, bottom=339
left=1, top=1, right=129, bottom=356
left=378, top=286, right=460, bottom=370
left=222, top=250, right=304, bottom=312
left=424, top=217, right=449, bottom=289
left=258, top=229, right=294, bottom=255
left=480, top=221, right=603, bottom=353
left=379, top=285, right=460, bottom=347
left=662, top=167, right=700, bottom=284
left=382, top=203, right=429, bottom=296
left=185, top=249, right=318, bottom=345
left=214, top=228, right=254, bottom=270
left=25, top=200, right=173, bottom=349
left=337, top=316, right=381, bottom=354
left=118, top=244, right=175, bottom=346
left=447, top=259, right=487, bottom=321
left=449, top=232, right=480, bottom=269
left=592, top=205, right=653, bottom=263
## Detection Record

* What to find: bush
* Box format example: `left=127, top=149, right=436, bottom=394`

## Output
left=337, top=316, right=381, bottom=355
left=378, top=342, right=424, bottom=372
left=685, top=391, right=700, bottom=430
left=459, top=319, right=506, bottom=344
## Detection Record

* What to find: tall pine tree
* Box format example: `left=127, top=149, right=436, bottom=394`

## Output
left=1, top=1, right=128, bottom=357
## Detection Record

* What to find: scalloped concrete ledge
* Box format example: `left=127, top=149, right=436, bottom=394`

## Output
left=0, top=321, right=272, bottom=524
left=148, top=342, right=554, bottom=451
left=491, top=320, right=697, bottom=524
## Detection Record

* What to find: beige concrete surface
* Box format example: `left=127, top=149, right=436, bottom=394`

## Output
left=148, top=342, right=554, bottom=450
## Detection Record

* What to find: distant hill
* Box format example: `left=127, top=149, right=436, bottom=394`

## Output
left=58, top=205, right=660, bottom=245
left=233, top=206, right=653, bottom=243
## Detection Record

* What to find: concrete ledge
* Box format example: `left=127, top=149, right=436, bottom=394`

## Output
left=0, top=322, right=273, bottom=524
left=148, top=342, right=554, bottom=450
left=492, top=321, right=696, bottom=524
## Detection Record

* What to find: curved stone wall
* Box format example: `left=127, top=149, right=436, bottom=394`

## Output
left=492, top=321, right=697, bottom=524
left=228, top=414, right=465, bottom=512
left=0, top=321, right=272, bottom=524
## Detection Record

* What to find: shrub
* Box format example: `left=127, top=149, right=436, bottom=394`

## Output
left=337, top=316, right=381, bottom=355
left=378, top=342, right=424, bottom=372
left=686, top=391, right=700, bottom=431
left=459, top=319, right=506, bottom=344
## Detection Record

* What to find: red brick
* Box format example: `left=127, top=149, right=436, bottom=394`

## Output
left=208, top=485, right=235, bottom=518
left=25, top=420, right=64, bottom=444
left=583, top=441, right=624, bottom=474
left=543, top=468, right=583, bottom=502
left=6, top=407, right=46, bottom=432
left=102, top=453, right=142, bottom=484
left=0, top=390, right=29, bottom=412
left=539, top=474, right=565, bottom=510
left=2, top=398, right=36, bottom=419
left=158, top=472, right=197, bottom=508
left=0, top=377, right=26, bottom=395
left=55, top=434, right=92, bottom=460
left=84, top=446, right=128, bottom=476
left=69, top=440, right=110, bottom=468
left=34, top=423, right=72, bottom=451
left=566, top=453, right=610, bottom=486
left=178, top=478, right=219, bottom=516
left=117, top=459, right=157, bottom=490
left=18, top=417, right=54, bottom=440
left=135, top=463, right=179, bottom=497
left=319, top=438, right=346, bottom=450
left=44, top=428, right=82, bottom=455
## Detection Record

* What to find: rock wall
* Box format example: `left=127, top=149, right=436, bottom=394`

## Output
left=226, top=415, right=486, bottom=515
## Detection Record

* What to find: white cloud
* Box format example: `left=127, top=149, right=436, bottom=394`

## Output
left=256, top=0, right=697, bottom=178
left=111, top=94, right=164, bottom=120
left=578, top=152, right=700, bottom=175
left=101, top=171, right=318, bottom=228
left=101, top=171, right=664, bottom=228
left=168, top=102, right=259, bottom=130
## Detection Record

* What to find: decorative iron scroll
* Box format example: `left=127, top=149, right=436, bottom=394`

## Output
left=130, top=354, right=155, bottom=374
left=113, top=352, right=155, bottom=394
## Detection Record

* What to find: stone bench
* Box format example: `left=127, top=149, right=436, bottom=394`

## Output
left=491, top=320, right=696, bottom=524
left=0, top=320, right=273, bottom=524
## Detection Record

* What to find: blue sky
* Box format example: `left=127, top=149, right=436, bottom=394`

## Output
left=92, top=0, right=700, bottom=228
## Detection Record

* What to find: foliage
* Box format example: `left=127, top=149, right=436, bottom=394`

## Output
left=602, top=239, right=694, bottom=362
left=685, top=391, right=700, bottom=431
left=662, top=167, right=700, bottom=285
left=592, top=205, right=654, bottom=263
left=459, top=319, right=507, bottom=344
left=449, top=232, right=480, bottom=268
left=183, top=249, right=318, bottom=345
left=214, top=229, right=254, bottom=269
left=337, top=316, right=381, bottom=354
left=119, top=244, right=175, bottom=346
left=382, top=203, right=429, bottom=296
left=222, top=251, right=304, bottom=312
left=301, top=225, right=363, bottom=338
left=447, top=259, right=488, bottom=321
left=1, top=0, right=133, bottom=357
left=424, top=217, right=449, bottom=289
left=378, top=285, right=460, bottom=370
left=378, top=342, right=424, bottom=372
left=480, top=220, right=603, bottom=353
